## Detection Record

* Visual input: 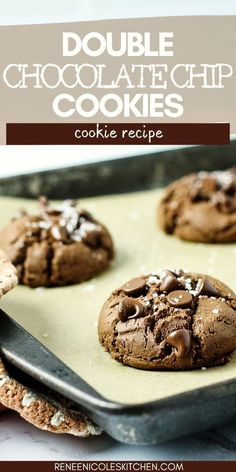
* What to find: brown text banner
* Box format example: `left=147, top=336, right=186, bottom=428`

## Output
left=0, top=462, right=236, bottom=472
left=6, top=123, right=229, bottom=145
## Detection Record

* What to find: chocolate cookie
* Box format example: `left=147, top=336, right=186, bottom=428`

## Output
left=0, top=358, right=101, bottom=437
left=98, top=270, right=236, bottom=370
left=158, top=168, right=236, bottom=243
left=0, top=197, right=114, bottom=287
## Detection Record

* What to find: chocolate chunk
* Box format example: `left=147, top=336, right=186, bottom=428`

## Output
left=166, top=329, right=191, bottom=358
left=173, top=269, right=184, bottom=277
left=122, top=277, right=147, bottom=297
left=79, top=210, right=93, bottom=222
left=160, top=270, right=184, bottom=293
left=84, top=230, right=100, bottom=248
left=46, top=209, right=62, bottom=216
left=197, top=277, right=220, bottom=297
left=118, top=297, right=145, bottom=322
left=167, top=290, right=193, bottom=307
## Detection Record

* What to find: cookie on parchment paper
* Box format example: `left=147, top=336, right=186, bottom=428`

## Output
left=158, top=168, right=236, bottom=243
left=0, top=197, right=114, bottom=288
left=98, top=270, right=236, bottom=370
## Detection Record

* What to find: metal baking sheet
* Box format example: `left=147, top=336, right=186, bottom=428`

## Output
left=1, top=192, right=236, bottom=406
left=1, top=142, right=236, bottom=444
left=1, top=141, right=236, bottom=199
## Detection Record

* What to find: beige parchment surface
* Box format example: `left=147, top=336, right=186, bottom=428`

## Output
left=0, top=191, right=236, bottom=405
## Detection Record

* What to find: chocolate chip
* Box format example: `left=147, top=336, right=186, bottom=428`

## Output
left=167, top=290, right=193, bottom=307
left=84, top=230, right=100, bottom=248
left=122, top=277, right=147, bottom=297
left=160, top=270, right=184, bottom=293
left=118, top=297, right=145, bottom=322
left=79, top=210, right=93, bottom=222
left=197, top=277, right=220, bottom=297
left=46, top=209, right=62, bottom=216
left=166, top=329, right=191, bottom=358
left=173, top=269, right=184, bottom=277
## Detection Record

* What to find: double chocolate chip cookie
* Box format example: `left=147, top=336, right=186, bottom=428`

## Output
left=158, top=168, right=236, bottom=243
left=0, top=197, right=114, bottom=287
left=98, top=269, right=236, bottom=370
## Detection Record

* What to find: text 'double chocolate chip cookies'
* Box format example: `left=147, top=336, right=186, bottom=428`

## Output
left=158, top=168, right=236, bottom=243
left=0, top=197, right=114, bottom=287
left=98, top=269, right=236, bottom=370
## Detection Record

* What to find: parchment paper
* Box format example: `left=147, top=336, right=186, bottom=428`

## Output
left=0, top=191, right=236, bottom=405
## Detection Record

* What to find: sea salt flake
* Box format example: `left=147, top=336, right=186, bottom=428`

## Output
left=148, top=275, right=160, bottom=285
left=82, top=284, right=95, bottom=293
left=35, top=287, right=45, bottom=294
left=38, top=220, right=51, bottom=229
left=144, top=300, right=150, bottom=306
left=212, top=309, right=220, bottom=314
left=190, top=290, right=198, bottom=296
left=213, top=170, right=234, bottom=188
left=198, top=171, right=208, bottom=179
left=50, top=411, right=65, bottom=427
left=80, top=222, right=100, bottom=238
left=22, top=392, right=36, bottom=407
left=0, top=375, right=10, bottom=387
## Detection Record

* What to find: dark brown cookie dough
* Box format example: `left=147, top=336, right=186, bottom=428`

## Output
left=0, top=197, right=114, bottom=287
left=98, top=270, right=236, bottom=370
left=158, top=168, right=236, bottom=243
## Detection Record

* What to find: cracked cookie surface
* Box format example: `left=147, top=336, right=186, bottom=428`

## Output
left=158, top=168, right=236, bottom=243
left=0, top=197, right=114, bottom=287
left=98, top=270, right=236, bottom=370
